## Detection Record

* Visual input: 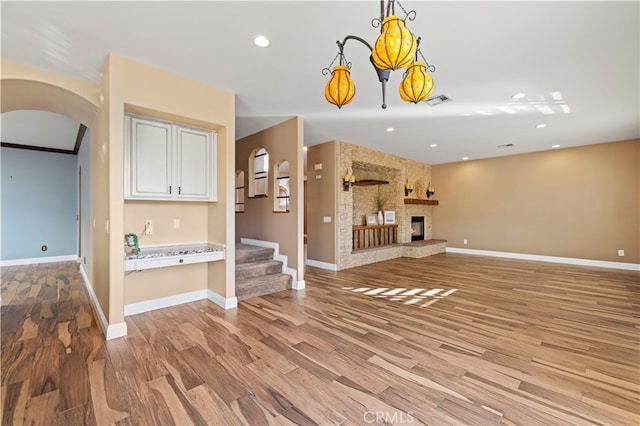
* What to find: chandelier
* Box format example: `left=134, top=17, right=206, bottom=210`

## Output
left=323, top=0, right=436, bottom=109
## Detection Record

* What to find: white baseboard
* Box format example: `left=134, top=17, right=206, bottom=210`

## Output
left=106, top=322, right=128, bottom=340
left=79, top=264, right=128, bottom=340
left=305, top=259, right=338, bottom=271
left=1, top=254, right=77, bottom=267
left=292, top=279, right=306, bottom=290
left=124, top=288, right=238, bottom=315
left=446, top=247, right=640, bottom=271
left=125, top=290, right=208, bottom=316
left=207, top=290, right=238, bottom=309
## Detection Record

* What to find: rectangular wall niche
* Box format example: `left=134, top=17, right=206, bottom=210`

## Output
left=411, top=216, right=425, bottom=241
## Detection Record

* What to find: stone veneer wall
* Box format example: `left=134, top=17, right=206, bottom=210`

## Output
left=337, top=141, right=434, bottom=270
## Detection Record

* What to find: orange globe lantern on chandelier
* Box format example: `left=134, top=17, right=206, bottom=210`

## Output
left=322, top=0, right=436, bottom=109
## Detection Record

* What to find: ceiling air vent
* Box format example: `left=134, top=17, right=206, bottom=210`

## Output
left=424, top=94, right=452, bottom=106
left=497, top=143, right=515, bottom=149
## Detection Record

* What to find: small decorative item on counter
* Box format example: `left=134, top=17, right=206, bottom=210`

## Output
left=426, top=182, right=435, bottom=198
left=125, top=233, right=140, bottom=255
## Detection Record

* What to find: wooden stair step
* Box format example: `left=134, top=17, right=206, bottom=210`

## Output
left=235, top=259, right=283, bottom=280
left=235, top=244, right=275, bottom=264
left=236, top=273, right=292, bottom=300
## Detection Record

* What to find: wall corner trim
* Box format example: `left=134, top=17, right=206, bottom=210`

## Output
left=445, top=247, right=640, bottom=271
left=292, top=280, right=306, bottom=290
left=79, top=264, right=127, bottom=340
left=207, top=290, right=238, bottom=309
left=305, top=259, right=338, bottom=271
left=106, top=322, right=128, bottom=340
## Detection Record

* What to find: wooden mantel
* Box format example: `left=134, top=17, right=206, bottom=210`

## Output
left=404, top=198, right=439, bottom=205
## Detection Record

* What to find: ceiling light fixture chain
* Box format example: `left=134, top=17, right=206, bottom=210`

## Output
left=323, top=0, right=436, bottom=109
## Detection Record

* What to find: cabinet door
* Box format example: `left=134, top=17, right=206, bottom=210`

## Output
left=129, top=117, right=173, bottom=199
left=175, top=126, right=216, bottom=201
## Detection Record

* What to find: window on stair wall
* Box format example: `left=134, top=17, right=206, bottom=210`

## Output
left=248, top=147, right=269, bottom=197
left=274, top=160, right=290, bottom=212
left=235, top=170, right=245, bottom=212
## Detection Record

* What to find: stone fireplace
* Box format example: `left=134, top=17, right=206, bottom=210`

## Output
left=411, top=216, right=425, bottom=241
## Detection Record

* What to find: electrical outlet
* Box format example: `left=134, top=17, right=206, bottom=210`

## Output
left=618, top=249, right=625, bottom=257
left=463, top=239, right=468, bottom=245
left=145, top=220, right=153, bottom=235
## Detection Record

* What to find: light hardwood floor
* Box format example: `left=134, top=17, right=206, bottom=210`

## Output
left=1, top=254, right=639, bottom=425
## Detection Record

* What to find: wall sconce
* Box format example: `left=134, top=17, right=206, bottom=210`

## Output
left=404, top=180, right=414, bottom=196
left=343, top=168, right=356, bottom=190
left=426, top=182, right=435, bottom=198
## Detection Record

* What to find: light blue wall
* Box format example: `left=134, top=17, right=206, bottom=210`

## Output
left=77, top=129, right=91, bottom=274
left=1, top=147, right=78, bottom=260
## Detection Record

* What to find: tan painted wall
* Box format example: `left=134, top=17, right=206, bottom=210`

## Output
left=1, top=60, right=100, bottom=126
left=235, top=117, right=305, bottom=280
left=125, top=263, right=208, bottom=305
left=306, top=142, right=337, bottom=264
left=2, top=56, right=235, bottom=330
left=0, top=60, right=112, bottom=322
left=124, top=202, right=210, bottom=245
left=106, top=54, right=235, bottom=322
left=432, top=139, right=640, bottom=263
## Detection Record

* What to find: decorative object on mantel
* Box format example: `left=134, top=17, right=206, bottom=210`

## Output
left=375, top=186, right=388, bottom=224
left=404, top=180, right=414, bottom=196
left=384, top=210, right=396, bottom=224
left=426, top=182, right=435, bottom=198
left=343, top=168, right=356, bottom=190
left=322, top=0, right=436, bottom=109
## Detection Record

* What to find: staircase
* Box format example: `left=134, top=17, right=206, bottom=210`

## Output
left=235, top=243, right=292, bottom=300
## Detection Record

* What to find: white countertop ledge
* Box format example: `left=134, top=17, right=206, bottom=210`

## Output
left=124, top=243, right=225, bottom=272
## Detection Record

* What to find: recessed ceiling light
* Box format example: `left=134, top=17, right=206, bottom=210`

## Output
left=253, top=35, right=270, bottom=47
left=551, top=144, right=560, bottom=148
left=511, top=93, right=526, bottom=100
left=430, top=143, right=438, bottom=148
left=386, top=127, right=394, bottom=132
left=462, top=157, right=469, bottom=161
left=536, top=123, right=547, bottom=128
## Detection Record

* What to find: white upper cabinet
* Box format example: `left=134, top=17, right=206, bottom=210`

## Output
left=125, top=114, right=217, bottom=201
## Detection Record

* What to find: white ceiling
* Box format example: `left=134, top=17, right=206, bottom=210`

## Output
left=1, top=1, right=638, bottom=164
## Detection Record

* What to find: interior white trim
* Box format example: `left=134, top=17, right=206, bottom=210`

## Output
left=79, top=264, right=128, bottom=340
left=106, top=322, right=128, bottom=340
left=305, top=259, right=338, bottom=271
left=1, top=254, right=77, bottom=267
left=240, top=237, right=303, bottom=288
left=207, top=290, right=238, bottom=309
left=125, top=289, right=208, bottom=316
left=446, top=247, right=640, bottom=271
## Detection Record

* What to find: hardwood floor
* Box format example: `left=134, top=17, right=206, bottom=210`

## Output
left=1, top=254, right=639, bottom=425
